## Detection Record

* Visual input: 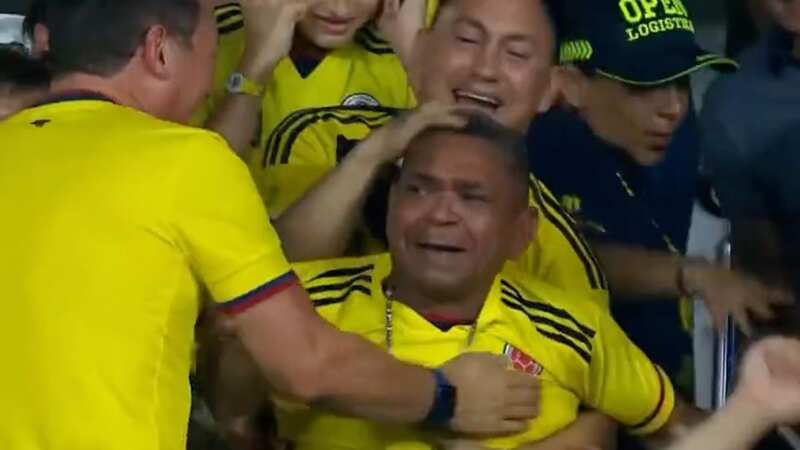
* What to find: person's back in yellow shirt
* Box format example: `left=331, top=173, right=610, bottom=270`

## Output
left=0, top=97, right=293, bottom=450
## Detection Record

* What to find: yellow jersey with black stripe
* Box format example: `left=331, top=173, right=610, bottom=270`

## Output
left=276, top=254, right=673, bottom=450
left=253, top=105, right=609, bottom=304
left=192, top=3, right=415, bottom=150
left=0, top=97, right=294, bottom=450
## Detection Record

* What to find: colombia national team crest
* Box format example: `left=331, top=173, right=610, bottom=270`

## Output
left=503, top=343, right=544, bottom=376
left=342, top=93, right=380, bottom=107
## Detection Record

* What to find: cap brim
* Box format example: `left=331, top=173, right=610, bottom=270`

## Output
left=595, top=48, right=739, bottom=86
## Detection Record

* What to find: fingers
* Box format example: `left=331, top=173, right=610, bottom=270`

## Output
left=732, top=306, right=754, bottom=337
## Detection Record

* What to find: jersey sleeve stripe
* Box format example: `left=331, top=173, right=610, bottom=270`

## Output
left=214, top=2, right=241, bottom=13
left=216, top=9, right=242, bottom=24
left=537, top=328, right=592, bottom=364
left=533, top=181, right=606, bottom=290
left=218, top=271, right=298, bottom=315
left=630, top=364, right=667, bottom=433
left=538, top=185, right=609, bottom=289
left=218, top=20, right=244, bottom=35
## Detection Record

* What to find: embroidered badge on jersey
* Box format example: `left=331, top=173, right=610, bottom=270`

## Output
left=503, top=343, right=544, bottom=376
left=342, top=93, right=381, bottom=107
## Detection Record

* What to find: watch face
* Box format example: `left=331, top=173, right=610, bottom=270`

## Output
left=227, top=73, right=244, bottom=92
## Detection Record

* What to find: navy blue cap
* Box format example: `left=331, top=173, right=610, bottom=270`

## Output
left=558, top=0, right=738, bottom=85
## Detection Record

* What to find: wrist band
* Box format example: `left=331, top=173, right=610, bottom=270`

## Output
left=423, top=369, right=456, bottom=426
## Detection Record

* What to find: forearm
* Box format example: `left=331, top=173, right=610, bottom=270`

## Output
left=205, top=93, right=263, bottom=157
left=274, top=152, right=386, bottom=261
left=308, top=322, right=436, bottom=422
left=644, top=399, right=709, bottom=449
left=205, top=61, right=276, bottom=157
left=517, top=412, right=617, bottom=450
left=234, top=291, right=435, bottom=423
left=665, top=394, right=771, bottom=450
left=593, top=243, right=683, bottom=299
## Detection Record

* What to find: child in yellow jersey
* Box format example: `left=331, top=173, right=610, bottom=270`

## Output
left=195, top=0, right=437, bottom=158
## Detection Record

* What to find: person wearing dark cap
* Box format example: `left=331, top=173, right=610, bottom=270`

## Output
left=528, top=0, right=790, bottom=411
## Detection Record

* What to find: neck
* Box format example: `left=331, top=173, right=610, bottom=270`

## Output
left=290, top=32, right=330, bottom=61
left=49, top=73, right=138, bottom=110
left=385, top=271, right=493, bottom=323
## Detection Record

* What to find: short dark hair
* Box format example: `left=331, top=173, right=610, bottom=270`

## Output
left=434, top=0, right=562, bottom=53
left=0, top=47, right=51, bottom=92
left=406, top=112, right=531, bottom=206
left=41, top=0, right=201, bottom=77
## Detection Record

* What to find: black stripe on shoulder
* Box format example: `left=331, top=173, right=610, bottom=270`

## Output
left=215, top=2, right=241, bottom=11
left=501, top=280, right=596, bottom=339
left=630, top=364, right=666, bottom=430
left=536, top=181, right=609, bottom=289
left=532, top=183, right=602, bottom=289
left=308, top=264, right=374, bottom=283
left=307, top=274, right=373, bottom=295
left=360, top=26, right=390, bottom=46
left=216, top=8, right=242, bottom=24
left=501, top=298, right=593, bottom=353
left=264, top=106, right=399, bottom=167
left=537, top=328, right=591, bottom=364
left=354, top=32, right=395, bottom=55
left=312, top=284, right=372, bottom=308
left=218, top=20, right=244, bottom=35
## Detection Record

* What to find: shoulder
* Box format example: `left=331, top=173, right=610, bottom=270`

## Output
left=293, top=254, right=385, bottom=307
left=498, top=266, right=601, bottom=364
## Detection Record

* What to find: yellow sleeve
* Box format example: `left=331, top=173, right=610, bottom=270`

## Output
left=169, top=132, right=294, bottom=311
left=587, top=310, right=676, bottom=436
left=251, top=126, right=337, bottom=216
left=515, top=179, right=610, bottom=307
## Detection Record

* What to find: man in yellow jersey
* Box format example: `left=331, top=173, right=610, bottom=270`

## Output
left=276, top=114, right=707, bottom=449
left=0, top=1, right=544, bottom=449
left=197, top=0, right=431, bottom=157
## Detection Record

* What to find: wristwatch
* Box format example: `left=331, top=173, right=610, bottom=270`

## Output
left=423, top=369, right=457, bottom=426
left=225, top=72, right=265, bottom=97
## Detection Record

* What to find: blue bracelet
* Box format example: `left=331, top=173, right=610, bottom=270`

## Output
left=423, top=369, right=457, bottom=426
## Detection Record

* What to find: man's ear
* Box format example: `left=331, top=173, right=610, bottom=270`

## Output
left=510, top=205, right=539, bottom=259
left=32, top=23, right=50, bottom=56
left=553, top=65, right=589, bottom=110
left=140, top=25, right=171, bottom=80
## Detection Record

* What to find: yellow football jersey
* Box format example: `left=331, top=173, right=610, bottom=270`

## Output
left=192, top=3, right=415, bottom=152
left=253, top=105, right=609, bottom=304
left=277, top=254, right=673, bottom=449
left=0, top=98, right=293, bottom=450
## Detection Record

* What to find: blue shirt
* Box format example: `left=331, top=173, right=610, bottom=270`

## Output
left=701, top=29, right=800, bottom=220
left=528, top=107, right=699, bottom=385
